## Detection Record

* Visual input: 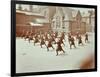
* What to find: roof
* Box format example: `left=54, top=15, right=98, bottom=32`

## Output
left=54, top=7, right=73, bottom=20
left=62, top=7, right=73, bottom=20
left=72, top=10, right=90, bottom=17
left=16, top=10, right=44, bottom=17
left=56, top=7, right=65, bottom=16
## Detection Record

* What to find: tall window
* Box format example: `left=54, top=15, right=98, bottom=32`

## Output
left=56, top=16, right=60, bottom=28
left=62, top=21, right=65, bottom=29
left=52, top=21, right=55, bottom=28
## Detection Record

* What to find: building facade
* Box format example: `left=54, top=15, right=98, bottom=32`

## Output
left=69, top=11, right=86, bottom=35
left=51, top=7, right=73, bottom=33
left=16, top=4, right=95, bottom=36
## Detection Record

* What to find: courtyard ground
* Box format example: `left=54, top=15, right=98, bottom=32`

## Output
left=16, top=33, right=95, bottom=73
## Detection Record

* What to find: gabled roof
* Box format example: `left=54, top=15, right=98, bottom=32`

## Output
left=72, top=10, right=90, bottom=18
left=54, top=7, right=73, bottom=20
left=76, top=10, right=82, bottom=17
left=56, top=7, right=65, bottom=16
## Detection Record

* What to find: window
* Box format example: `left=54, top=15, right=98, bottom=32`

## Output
left=56, top=16, right=60, bottom=28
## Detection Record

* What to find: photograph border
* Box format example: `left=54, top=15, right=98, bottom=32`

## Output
left=11, top=0, right=97, bottom=76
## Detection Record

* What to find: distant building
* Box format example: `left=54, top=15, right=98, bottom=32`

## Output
left=16, top=4, right=95, bottom=36
left=16, top=9, right=50, bottom=37
left=81, top=10, right=95, bottom=32
left=51, top=7, right=95, bottom=34
left=69, top=10, right=86, bottom=35
left=90, top=11, right=95, bottom=32
left=51, top=7, right=73, bottom=33
left=41, top=6, right=56, bottom=23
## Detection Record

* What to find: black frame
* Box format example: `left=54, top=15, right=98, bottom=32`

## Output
left=11, top=0, right=97, bottom=76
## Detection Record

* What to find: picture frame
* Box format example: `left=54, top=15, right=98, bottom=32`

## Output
left=11, top=0, right=97, bottom=76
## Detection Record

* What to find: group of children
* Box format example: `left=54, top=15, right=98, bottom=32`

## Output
left=68, top=32, right=89, bottom=49
left=20, top=30, right=89, bottom=56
